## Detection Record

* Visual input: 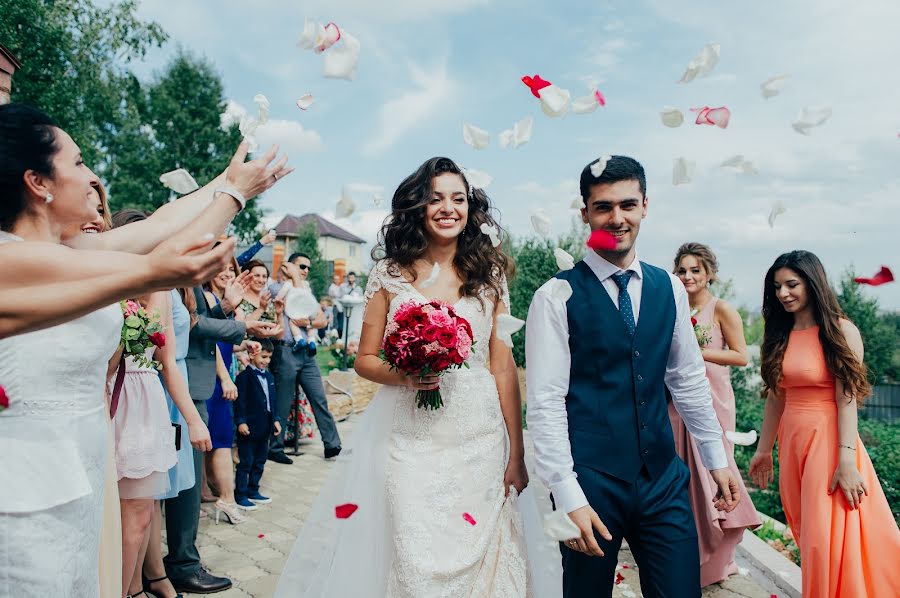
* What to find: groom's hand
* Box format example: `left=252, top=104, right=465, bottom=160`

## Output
left=567, top=506, right=612, bottom=557
left=710, top=467, right=740, bottom=512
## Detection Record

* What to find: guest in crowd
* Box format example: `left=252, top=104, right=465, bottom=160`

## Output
left=237, top=259, right=277, bottom=323
left=327, top=273, right=344, bottom=336
left=749, top=250, right=900, bottom=597
left=268, top=257, right=341, bottom=464
left=318, top=296, right=333, bottom=342
left=236, top=229, right=276, bottom=269
left=233, top=339, right=280, bottom=511
left=671, top=242, right=760, bottom=586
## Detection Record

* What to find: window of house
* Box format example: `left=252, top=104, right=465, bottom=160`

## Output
left=349, top=244, right=357, bottom=257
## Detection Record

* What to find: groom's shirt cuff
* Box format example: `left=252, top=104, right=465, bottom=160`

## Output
left=551, top=477, right=589, bottom=514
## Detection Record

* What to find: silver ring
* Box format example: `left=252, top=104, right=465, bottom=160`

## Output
left=273, top=174, right=278, bottom=181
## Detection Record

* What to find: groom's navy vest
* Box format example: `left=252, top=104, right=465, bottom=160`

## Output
left=556, top=260, right=677, bottom=482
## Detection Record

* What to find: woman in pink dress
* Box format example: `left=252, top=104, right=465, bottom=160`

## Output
left=671, top=242, right=760, bottom=586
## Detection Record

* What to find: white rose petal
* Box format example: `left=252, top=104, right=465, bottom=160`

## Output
left=500, top=116, right=533, bottom=149
left=297, top=17, right=320, bottom=50
left=542, top=509, right=580, bottom=542
left=792, top=105, right=832, bottom=135
left=530, top=209, right=553, bottom=237
left=555, top=247, right=575, bottom=271
left=720, top=155, right=758, bottom=175
left=549, top=278, right=573, bottom=302
left=768, top=200, right=786, bottom=228
left=253, top=93, right=270, bottom=125
left=296, top=93, right=315, bottom=110
left=159, top=168, right=200, bottom=195
left=590, top=155, right=612, bottom=178
left=539, top=85, right=571, bottom=117
left=373, top=193, right=384, bottom=207
left=679, top=42, right=720, bottom=84
left=335, top=187, right=356, bottom=219
left=672, top=157, right=695, bottom=185
left=571, top=196, right=583, bottom=209
left=661, top=106, right=684, bottom=128
left=323, top=31, right=361, bottom=80
left=726, top=429, right=758, bottom=446
left=462, top=167, right=493, bottom=190
left=479, top=222, right=501, bottom=247
left=572, top=94, right=600, bottom=114
left=738, top=567, right=749, bottom=576
left=761, top=74, right=789, bottom=99
left=496, top=313, right=525, bottom=349
left=420, top=263, right=440, bottom=289
left=462, top=122, right=490, bottom=150
left=314, top=22, right=341, bottom=54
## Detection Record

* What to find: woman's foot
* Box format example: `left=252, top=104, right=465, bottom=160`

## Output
left=144, top=574, right=183, bottom=598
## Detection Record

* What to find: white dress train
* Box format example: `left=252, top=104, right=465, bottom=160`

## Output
left=274, top=261, right=563, bottom=597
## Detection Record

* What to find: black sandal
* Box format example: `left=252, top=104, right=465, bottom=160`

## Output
left=143, top=575, right=184, bottom=598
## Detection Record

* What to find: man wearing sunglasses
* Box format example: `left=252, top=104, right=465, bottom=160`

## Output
left=268, top=252, right=342, bottom=464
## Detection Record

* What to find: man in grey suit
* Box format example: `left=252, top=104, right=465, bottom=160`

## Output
left=165, top=279, right=278, bottom=594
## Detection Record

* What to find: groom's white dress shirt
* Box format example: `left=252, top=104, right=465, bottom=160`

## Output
left=525, top=251, right=728, bottom=514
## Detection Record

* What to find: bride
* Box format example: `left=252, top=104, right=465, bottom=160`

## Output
left=276, top=157, right=535, bottom=597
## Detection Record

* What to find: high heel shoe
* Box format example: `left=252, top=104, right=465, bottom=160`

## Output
left=143, top=574, right=184, bottom=598
left=214, top=499, right=247, bottom=525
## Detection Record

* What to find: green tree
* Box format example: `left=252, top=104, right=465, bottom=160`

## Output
left=293, top=222, right=329, bottom=298
left=0, top=0, right=167, bottom=167
left=836, top=270, right=895, bottom=384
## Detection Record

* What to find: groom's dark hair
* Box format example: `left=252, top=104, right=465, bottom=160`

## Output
left=579, top=155, right=646, bottom=204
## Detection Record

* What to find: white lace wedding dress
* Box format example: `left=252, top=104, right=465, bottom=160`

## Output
left=0, top=232, right=122, bottom=596
left=275, top=261, right=564, bottom=597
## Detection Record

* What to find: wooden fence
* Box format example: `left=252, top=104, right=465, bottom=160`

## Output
left=863, top=384, right=900, bottom=423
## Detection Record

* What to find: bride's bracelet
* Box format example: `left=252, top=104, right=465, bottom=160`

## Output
left=214, top=185, right=247, bottom=210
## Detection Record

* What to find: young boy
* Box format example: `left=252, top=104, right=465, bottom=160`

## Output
left=233, top=339, right=281, bottom=511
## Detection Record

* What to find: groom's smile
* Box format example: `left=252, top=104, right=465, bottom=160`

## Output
left=581, top=179, right=648, bottom=266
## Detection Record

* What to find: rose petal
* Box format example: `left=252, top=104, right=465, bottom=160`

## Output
left=296, top=93, right=314, bottom=110
left=314, top=22, right=341, bottom=53
left=660, top=106, right=684, bottom=128
left=335, top=503, right=358, bottom=519
left=761, top=74, right=789, bottom=99
left=768, top=200, right=786, bottom=228
left=496, top=314, right=525, bottom=348
left=462, top=122, right=490, bottom=149
left=572, top=94, right=600, bottom=114
left=159, top=168, right=200, bottom=195
left=570, top=196, right=583, bottom=209
left=498, top=116, right=533, bottom=149
left=462, top=512, right=477, bottom=526
left=521, top=74, right=552, bottom=99
left=372, top=193, right=384, bottom=207
left=253, top=93, right=270, bottom=125
left=586, top=229, right=617, bottom=251
left=461, top=166, right=493, bottom=190
left=726, top=429, right=758, bottom=446
left=549, top=278, right=573, bottom=303
left=707, top=106, right=730, bottom=128
left=420, top=263, right=440, bottom=289
left=335, top=187, right=356, bottom=219
left=530, top=209, right=553, bottom=237
left=593, top=89, right=606, bottom=106
left=615, top=572, right=625, bottom=585
left=679, top=42, right=720, bottom=83
left=720, top=155, right=758, bottom=175
left=258, top=533, right=265, bottom=538
left=542, top=509, right=580, bottom=541
left=554, top=247, right=575, bottom=271
left=589, top=155, right=612, bottom=178
left=854, top=266, right=894, bottom=287
left=479, top=222, right=501, bottom=248
left=323, top=31, right=361, bottom=80
left=539, top=85, right=571, bottom=117
left=792, top=105, right=832, bottom=135
left=297, top=17, right=320, bottom=50
left=672, top=157, right=695, bottom=185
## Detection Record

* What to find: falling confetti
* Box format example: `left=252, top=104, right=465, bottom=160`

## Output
left=542, top=509, right=580, bottom=541
left=672, top=157, right=695, bottom=185
left=461, top=167, right=493, bottom=190
left=462, top=512, right=477, bottom=526
left=322, top=32, right=361, bottom=80
left=554, top=247, right=575, bottom=271
left=335, top=187, right=356, bottom=218
left=679, top=42, right=720, bottom=83
left=720, top=155, right=758, bottom=175
left=314, top=22, right=341, bottom=53
left=572, top=89, right=606, bottom=114
left=253, top=94, right=270, bottom=125
left=590, top=155, right=612, bottom=178
left=521, top=74, right=570, bottom=117
left=761, top=74, right=789, bottom=99
left=530, top=209, right=553, bottom=237
left=498, top=116, right=533, bottom=149
left=792, top=105, right=832, bottom=135
left=420, top=263, right=440, bottom=289
left=159, top=168, right=200, bottom=194
left=239, top=114, right=260, bottom=152
left=726, top=430, right=758, bottom=446
left=334, top=503, right=358, bottom=519
left=692, top=106, right=731, bottom=128
left=768, top=200, right=786, bottom=228
left=854, top=266, right=894, bottom=286
left=462, top=122, right=490, bottom=149
left=586, top=229, right=617, bottom=251
left=660, top=106, right=684, bottom=128
left=480, top=223, right=501, bottom=247
left=296, top=93, right=314, bottom=110
left=496, top=314, right=525, bottom=349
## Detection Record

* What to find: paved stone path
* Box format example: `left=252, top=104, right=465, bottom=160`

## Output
left=178, top=415, right=775, bottom=597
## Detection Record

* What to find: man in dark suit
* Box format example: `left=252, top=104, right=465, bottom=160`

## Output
left=165, top=278, right=278, bottom=594
left=234, top=339, right=279, bottom=509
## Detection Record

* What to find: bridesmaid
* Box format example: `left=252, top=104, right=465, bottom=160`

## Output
left=749, top=250, right=900, bottom=598
left=671, top=242, right=760, bottom=586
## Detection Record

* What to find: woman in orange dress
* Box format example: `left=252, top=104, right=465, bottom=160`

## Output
left=671, top=243, right=761, bottom=586
left=749, top=250, right=900, bottom=598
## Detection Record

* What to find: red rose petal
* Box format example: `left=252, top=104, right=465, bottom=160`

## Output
left=854, top=266, right=894, bottom=287
left=615, top=572, right=625, bottom=585
left=335, top=503, right=359, bottom=519
left=593, top=89, right=606, bottom=107
left=462, top=512, right=477, bottom=526
left=0, top=384, right=8, bottom=410
left=258, top=533, right=265, bottom=538
left=586, top=230, right=618, bottom=251
left=622, top=564, right=630, bottom=569
left=521, top=74, right=552, bottom=99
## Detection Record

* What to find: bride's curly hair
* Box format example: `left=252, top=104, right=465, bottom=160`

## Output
left=372, top=157, right=513, bottom=304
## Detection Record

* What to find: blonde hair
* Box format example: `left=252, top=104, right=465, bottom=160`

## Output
left=673, top=242, right=719, bottom=283
left=92, top=180, right=112, bottom=231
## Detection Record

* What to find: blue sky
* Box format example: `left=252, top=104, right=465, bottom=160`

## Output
left=123, top=0, right=900, bottom=310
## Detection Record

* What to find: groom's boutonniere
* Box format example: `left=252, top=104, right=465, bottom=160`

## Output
left=690, top=308, right=712, bottom=347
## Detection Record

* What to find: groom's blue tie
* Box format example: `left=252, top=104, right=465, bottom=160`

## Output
left=611, top=271, right=635, bottom=336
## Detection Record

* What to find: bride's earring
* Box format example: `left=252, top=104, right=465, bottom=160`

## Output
left=45, top=193, right=54, bottom=204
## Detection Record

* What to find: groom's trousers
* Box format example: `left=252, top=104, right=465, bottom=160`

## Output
left=559, top=456, right=700, bottom=598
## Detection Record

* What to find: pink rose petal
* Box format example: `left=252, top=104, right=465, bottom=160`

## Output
left=335, top=503, right=359, bottom=519
left=586, top=230, right=618, bottom=251
left=462, top=512, right=477, bottom=526
left=691, top=106, right=730, bottom=128
left=854, top=266, right=894, bottom=286
left=593, top=89, right=606, bottom=106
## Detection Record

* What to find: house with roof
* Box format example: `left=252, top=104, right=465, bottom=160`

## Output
left=0, top=44, right=21, bottom=105
left=271, top=213, right=367, bottom=278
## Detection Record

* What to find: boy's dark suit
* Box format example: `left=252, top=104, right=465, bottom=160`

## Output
left=234, top=366, right=278, bottom=501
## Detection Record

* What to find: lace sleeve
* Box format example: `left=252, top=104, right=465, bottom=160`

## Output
left=500, top=274, right=511, bottom=312
left=363, top=263, right=384, bottom=302
left=363, top=260, right=406, bottom=306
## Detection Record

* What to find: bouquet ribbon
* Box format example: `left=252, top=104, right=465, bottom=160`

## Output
left=109, top=355, right=126, bottom=419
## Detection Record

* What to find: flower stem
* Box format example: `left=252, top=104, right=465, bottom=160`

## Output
left=415, top=389, right=444, bottom=410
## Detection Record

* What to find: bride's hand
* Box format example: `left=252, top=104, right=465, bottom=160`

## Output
left=403, top=372, right=440, bottom=390
left=503, top=458, right=529, bottom=496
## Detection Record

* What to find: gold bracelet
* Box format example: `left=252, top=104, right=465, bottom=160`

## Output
left=839, top=444, right=856, bottom=451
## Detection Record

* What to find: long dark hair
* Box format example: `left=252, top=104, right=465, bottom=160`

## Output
left=373, top=157, right=512, bottom=304
left=0, top=104, right=60, bottom=230
left=760, top=250, right=871, bottom=401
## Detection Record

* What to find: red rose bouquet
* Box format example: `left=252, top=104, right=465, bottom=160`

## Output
left=690, top=309, right=712, bottom=347
left=120, top=299, right=166, bottom=370
left=381, top=300, right=474, bottom=410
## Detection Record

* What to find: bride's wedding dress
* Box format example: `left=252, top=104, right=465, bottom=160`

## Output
left=276, top=261, right=560, bottom=597
left=0, top=231, right=122, bottom=596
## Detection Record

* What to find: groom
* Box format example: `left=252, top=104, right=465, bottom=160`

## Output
left=526, top=156, right=740, bottom=597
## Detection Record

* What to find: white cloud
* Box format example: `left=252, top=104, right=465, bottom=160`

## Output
left=221, top=100, right=324, bottom=154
